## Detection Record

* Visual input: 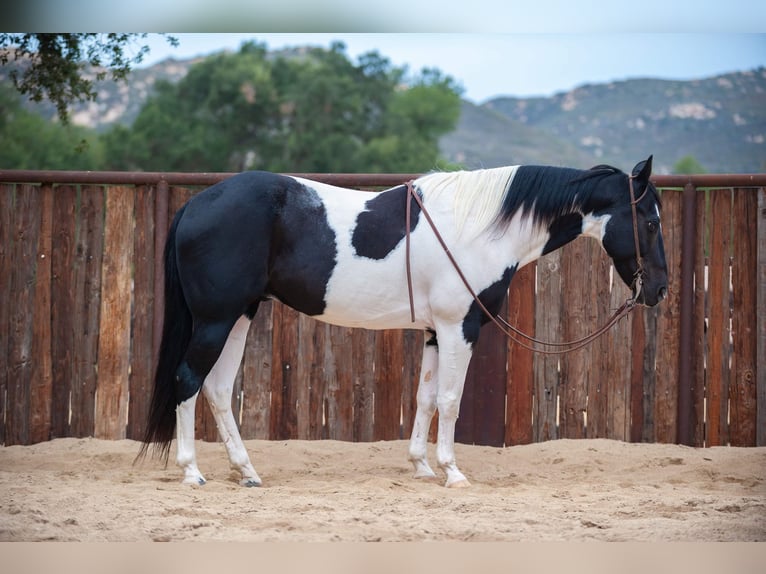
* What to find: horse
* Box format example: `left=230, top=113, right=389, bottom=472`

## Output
left=137, top=156, right=667, bottom=488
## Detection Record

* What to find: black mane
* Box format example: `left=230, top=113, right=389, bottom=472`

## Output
left=495, top=163, right=660, bottom=230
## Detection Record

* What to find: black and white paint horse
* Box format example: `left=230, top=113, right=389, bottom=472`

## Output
left=139, top=157, right=667, bottom=488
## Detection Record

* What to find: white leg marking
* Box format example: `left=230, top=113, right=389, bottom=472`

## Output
left=408, top=340, right=439, bottom=480
left=202, top=316, right=262, bottom=487
left=434, top=327, right=473, bottom=488
left=176, top=392, right=205, bottom=485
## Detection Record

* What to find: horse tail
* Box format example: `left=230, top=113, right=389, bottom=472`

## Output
left=136, top=204, right=192, bottom=464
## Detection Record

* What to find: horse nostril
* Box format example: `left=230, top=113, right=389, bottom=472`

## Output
left=658, top=286, right=668, bottom=301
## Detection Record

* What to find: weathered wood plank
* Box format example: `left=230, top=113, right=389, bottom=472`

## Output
left=0, top=184, right=13, bottom=445
left=692, top=188, right=707, bottom=446
left=757, top=187, right=766, bottom=447
left=729, top=188, right=757, bottom=446
left=560, top=239, right=591, bottom=440
left=296, top=313, right=316, bottom=439
left=607, top=278, right=633, bottom=441
left=534, top=250, right=561, bottom=442
left=629, top=306, right=646, bottom=442
left=506, top=262, right=535, bottom=446
left=241, top=299, right=273, bottom=439
left=587, top=249, right=612, bottom=438
left=326, top=325, right=353, bottom=441
left=654, top=189, right=681, bottom=443
left=373, top=329, right=405, bottom=440
left=95, top=186, right=135, bottom=439
left=270, top=303, right=300, bottom=440
left=401, top=329, right=424, bottom=442
left=352, top=329, right=375, bottom=442
left=50, top=185, right=77, bottom=438
left=70, top=185, right=105, bottom=438
left=128, top=185, right=156, bottom=440
left=7, top=185, right=41, bottom=445
left=29, top=184, right=53, bottom=444
left=706, top=189, right=732, bottom=446
left=466, top=304, right=508, bottom=447
left=308, top=322, right=328, bottom=439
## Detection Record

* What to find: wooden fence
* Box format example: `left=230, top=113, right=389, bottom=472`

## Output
left=1, top=172, right=764, bottom=447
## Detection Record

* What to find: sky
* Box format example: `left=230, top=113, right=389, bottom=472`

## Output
left=137, top=33, right=766, bottom=103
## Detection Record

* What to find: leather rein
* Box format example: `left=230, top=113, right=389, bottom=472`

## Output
left=404, top=175, right=648, bottom=354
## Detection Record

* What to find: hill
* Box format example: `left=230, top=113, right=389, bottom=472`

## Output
left=7, top=51, right=765, bottom=174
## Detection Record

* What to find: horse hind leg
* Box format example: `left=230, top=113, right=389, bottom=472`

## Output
left=201, top=315, right=262, bottom=487
left=174, top=316, right=242, bottom=485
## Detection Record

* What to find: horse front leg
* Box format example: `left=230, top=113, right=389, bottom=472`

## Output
left=434, top=327, right=473, bottom=488
left=408, top=333, right=439, bottom=480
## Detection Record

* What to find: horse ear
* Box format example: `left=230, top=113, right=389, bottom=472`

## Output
left=631, top=155, right=653, bottom=183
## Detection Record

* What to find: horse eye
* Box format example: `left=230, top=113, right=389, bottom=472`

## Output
left=647, top=221, right=658, bottom=233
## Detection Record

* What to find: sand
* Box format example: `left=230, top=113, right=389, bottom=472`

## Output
left=0, top=437, right=764, bottom=541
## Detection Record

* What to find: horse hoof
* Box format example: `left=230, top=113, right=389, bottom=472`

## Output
left=446, top=478, right=471, bottom=488
left=240, top=478, right=262, bottom=487
left=413, top=466, right=437, bottom=479
left=182, top=476, right=206, bottom=486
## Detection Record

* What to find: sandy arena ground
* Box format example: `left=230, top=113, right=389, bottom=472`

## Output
left=0, top=437, right=764, bottom=541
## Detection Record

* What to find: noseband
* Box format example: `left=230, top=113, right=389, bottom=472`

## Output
left=404, top=174, right=649, bottom=354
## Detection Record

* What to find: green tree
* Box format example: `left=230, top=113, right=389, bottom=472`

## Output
left=0, top=83, right=103, bottom=169
left=0, top=33, right=177, bottom=123
left=103, top=41, right=463, bottom=174
left=673, top=155, right=707, bottom=174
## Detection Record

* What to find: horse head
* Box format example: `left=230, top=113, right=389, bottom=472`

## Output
left=598, top=156, right=668, bottom=307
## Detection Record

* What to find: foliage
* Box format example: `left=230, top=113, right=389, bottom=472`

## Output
left=101, top=42, right=463, bottom=173
left=0, top=33, right=177, bottom=123
left=673, top=155, right=707, bottom=174
left=0, top=83, right=103, bottom=169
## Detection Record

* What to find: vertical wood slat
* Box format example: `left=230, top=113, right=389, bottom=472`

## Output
left=729, top=188, right=757, bottom=446
left=373, top=329, right=405, bottom=440
left=534, top=250, right=561, bottom=442
left=352, top=330, right=375, bottom=442
left=757, top=187, right=766, bottom=447
left=692, top=189, right=708, bottom=446
left=401, top=330, right=424, bottom=442
left=50, top=185, right=77, bottom=438
left=127, top=184, right=156, bottom=440
left=29, top=185, right=54, bottom=444
left=654, top=189, right=682, bottom=443
left=295, top=314, right=315, bottom=439
left=71, top=185, right=105, bottom=438
left=560, top=239, right=591, bottom=440
left=606, top=279, right=633, bottom=442
left=326, top=325, right=353, bottom=441
left=7, top=185, right=41, bottom=445
left=629, top=307, right=646, bottom=443
left=270, top=303, right=300, bottom=440
left=587, top=250, right=612, bottom=438
left=459, top=303, right=508, bottom=446
left=240, top=300, right=273, bottom=439
left=0, top=184, right=13, bottom=446
left=706, top=189, right=732, bottom=446
left=506, top=263, right=535, bottom=446
left=308, top=322, right=328, bottom=439
left=95, top=186, right=135, bottom=439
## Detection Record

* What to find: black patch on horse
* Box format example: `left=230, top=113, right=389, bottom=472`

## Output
left=542, top=212, right=584, bottom=255
left=351, top=185, right=422, bottom=260
left=461, top=265, right=517, bottom=346
left=267, top=181, right=338, bottom=316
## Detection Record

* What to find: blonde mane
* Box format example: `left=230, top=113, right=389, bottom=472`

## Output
left=416, top=166, right=520, bottom=237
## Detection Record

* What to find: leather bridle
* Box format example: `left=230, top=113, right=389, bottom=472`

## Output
left=404, top=174, right=649, bottom=354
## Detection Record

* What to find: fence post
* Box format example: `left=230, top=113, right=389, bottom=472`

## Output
left=677, top=182, right=697, bottom=446
left=152, top=180, right=170, bottom=362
